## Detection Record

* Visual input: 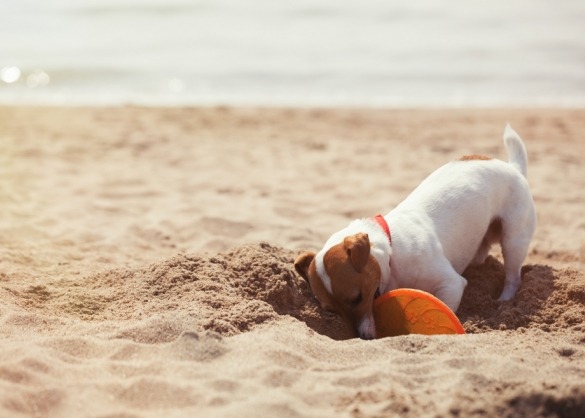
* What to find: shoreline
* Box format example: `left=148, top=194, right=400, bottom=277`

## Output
left=3, top=100, right=585, bottom=110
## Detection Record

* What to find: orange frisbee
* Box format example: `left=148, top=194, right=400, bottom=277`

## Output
left=374, top=289, right=465, bottom=338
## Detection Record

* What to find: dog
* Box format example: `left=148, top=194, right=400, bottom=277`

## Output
left=294, top=125, right=536, bottom=339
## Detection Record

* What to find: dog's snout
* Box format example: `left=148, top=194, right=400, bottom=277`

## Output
left=357, top=315, right=376, bottom=340
left=359, top=331, right=375, bottom=340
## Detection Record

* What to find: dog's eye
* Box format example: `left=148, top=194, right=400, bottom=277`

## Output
left=349, top=292, right=363, bottom=307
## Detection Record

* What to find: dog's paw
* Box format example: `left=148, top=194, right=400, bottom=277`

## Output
left=496, top=289, right=517, bottom=302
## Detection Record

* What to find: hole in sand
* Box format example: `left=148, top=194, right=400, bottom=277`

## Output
left=12, top=244, right=585, bottom=341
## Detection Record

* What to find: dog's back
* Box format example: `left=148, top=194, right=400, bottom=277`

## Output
left=388, top=126, right=536, bottom=294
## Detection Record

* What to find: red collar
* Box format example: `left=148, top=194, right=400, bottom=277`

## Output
left=373, top=214, right=391, bottom=300
left=373, top=214, right=391, bottom=244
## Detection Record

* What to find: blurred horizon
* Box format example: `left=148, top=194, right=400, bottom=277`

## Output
left=1, top=0, right=585, bottom=107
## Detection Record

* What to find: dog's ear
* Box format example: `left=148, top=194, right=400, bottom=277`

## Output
left=294, top=252, right=316, bottom=284
left=343, top=233, right=370, bottom=273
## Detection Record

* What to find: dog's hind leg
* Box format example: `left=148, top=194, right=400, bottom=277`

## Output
left=472, top=219, right=502, bottom=265
left=498, top=241, right=529, bottom=301
left=498, top=207, right=536, bottom=301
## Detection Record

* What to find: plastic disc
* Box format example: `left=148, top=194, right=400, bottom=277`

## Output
left=373, top=288, right=465, bottom=338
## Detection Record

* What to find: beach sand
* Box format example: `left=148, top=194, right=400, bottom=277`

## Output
left=1, top=106, right=584, bottom=417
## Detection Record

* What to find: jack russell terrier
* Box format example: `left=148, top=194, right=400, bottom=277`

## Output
left=294, top=125, right=536, bottom=339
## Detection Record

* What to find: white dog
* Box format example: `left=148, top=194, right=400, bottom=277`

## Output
left=294, top=125, right=536, bottom=339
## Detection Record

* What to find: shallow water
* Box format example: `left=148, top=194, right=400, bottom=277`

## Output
left=1, top=0, right=585, bottom=106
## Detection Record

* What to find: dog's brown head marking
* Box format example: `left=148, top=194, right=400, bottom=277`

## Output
left=294, top=232, right=381, bottom=338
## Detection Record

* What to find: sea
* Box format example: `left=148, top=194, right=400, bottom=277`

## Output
left=1, top=0, right=585, bottom=107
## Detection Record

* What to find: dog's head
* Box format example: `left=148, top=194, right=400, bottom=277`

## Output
left=294, top=232, right=381, bottom=339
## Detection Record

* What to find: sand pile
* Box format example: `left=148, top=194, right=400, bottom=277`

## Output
left=460, top=257, right=585, bottom=334
left=5, top=243, right=350, bottom=341
left=8, top=244, right=585, bottom=340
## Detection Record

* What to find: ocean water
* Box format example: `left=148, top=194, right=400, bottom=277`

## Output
left=1, top=0, right=585, bottom=107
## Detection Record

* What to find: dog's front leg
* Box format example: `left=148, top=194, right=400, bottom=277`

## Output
left=432, top=265, right=468, bottom=312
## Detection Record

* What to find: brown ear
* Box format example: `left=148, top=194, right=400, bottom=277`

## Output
left=294, top=252, right=316, bottom=283
left=343, top=233, right=370, bottom=273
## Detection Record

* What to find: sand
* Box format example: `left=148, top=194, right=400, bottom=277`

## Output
left=1, top=106, right=584, bottom=417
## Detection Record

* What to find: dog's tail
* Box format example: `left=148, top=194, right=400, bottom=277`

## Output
left=503, top=124, right=528, bottom=178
